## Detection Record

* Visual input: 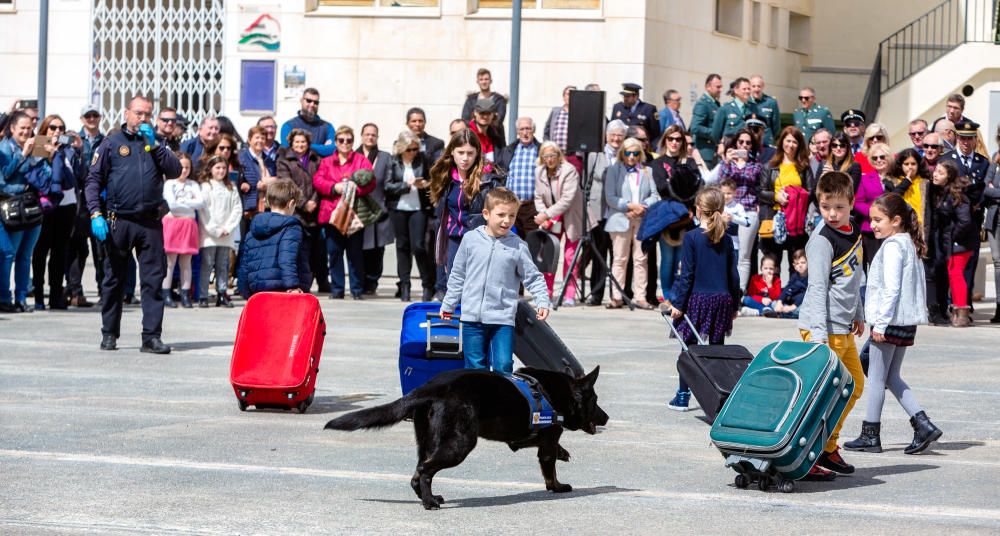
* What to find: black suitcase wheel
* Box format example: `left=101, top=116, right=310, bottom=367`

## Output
left=757, top=479, right=770, bottom=492
left=734, top=474, right=750, bottom=489
left=780, top=480, right=795, bottom=493
left=297, top=393, right=315, bottom=414
left=238, top=399, right=248, bottom=412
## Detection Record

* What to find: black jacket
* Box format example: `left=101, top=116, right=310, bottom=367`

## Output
left=756, top=163, right=814, bottom=222
left=420, top=133, right=445, bottom=164
left=85, top=125, right=182, bottom=216
left=649, top=154, right=702, bottom=209
left=930, top=187, right=978, bottom=259
left=385, top=154, right=433, bottom=213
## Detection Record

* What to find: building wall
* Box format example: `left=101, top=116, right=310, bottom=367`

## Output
left=225, top=0, right=650, bottom=143
left=803, top=0, right=942, bottom=115
left=643, top=0, right=812, bottom=127
left=0, top=0, right=91, bottom=125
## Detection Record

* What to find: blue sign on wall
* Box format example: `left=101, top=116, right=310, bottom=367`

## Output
left=240, top=60, right=276, bottom=113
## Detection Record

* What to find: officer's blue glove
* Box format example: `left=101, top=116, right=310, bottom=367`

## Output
left=138, top=123, right=157, bottom=149
left=91, top=214, right=109, bottom=242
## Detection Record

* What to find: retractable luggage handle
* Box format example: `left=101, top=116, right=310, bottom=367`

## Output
left=425, top=312, right=463, bottom=357
left=660, top=309, right=707, bottom=352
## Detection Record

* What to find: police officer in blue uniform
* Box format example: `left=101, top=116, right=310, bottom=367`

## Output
left=611, top=83, right=660, bottom=146
left=941, top=119, right=989, bottom=307
left=85, top=96, right=182, bottom=354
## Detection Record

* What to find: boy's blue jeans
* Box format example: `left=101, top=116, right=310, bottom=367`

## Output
left=462, top=321, right=514, bottom=375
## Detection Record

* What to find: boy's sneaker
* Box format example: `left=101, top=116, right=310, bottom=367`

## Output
left=802, top=464, right=837, bottom=482
left=817, top=448, right=855, bottom=474
left=762, top=307, right=778, bottom=318
left=667, top=390, right=691, bottom=411
left=740, top=306, right=759, bottom=317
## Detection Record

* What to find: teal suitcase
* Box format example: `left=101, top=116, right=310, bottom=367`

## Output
left=709, top=340, right=856, bottom=492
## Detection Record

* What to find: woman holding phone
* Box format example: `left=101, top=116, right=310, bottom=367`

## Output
left=31, top=114, right=82, bottom=310
left=0, top=112, right=49, bottom=312
left=385, top=130, right=434, bottom=302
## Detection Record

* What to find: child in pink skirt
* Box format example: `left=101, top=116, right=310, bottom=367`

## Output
left=162, top=153, right=204, bottom=308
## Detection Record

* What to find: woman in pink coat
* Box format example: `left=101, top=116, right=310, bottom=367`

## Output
left=533, top=141, right=584, bottom=304
left=313, top=125, right=375, bottom=299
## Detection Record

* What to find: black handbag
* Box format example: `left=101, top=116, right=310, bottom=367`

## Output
left=0, top=191, right=44, bottom=231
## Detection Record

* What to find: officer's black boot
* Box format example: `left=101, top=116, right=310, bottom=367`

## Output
left=990, top=306, right=1000, bottom=324
left=141, top=337, right=172, bottom=355
left=400, top=283, right=411, bottom=302
left=218, top=293, right=233, bottom=308
left=198, top=298, right=210, bottom=308
left=905, top=411, right=942, bottom=454
left=421, top=288, right=435, bottom=302
left=100, top=334, right=118, bottom=351
left=844, top=421, right=882, bottom=453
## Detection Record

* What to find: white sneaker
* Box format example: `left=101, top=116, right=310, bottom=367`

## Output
left=740, top=306, right=760, bottom=317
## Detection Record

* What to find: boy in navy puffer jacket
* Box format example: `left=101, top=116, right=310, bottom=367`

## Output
left=238, top=179, right=311, bottom=297
left=773, top=249, right=808, bottom=318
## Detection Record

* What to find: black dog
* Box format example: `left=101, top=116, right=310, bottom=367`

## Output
left=325, top=366, right=608, bottom=510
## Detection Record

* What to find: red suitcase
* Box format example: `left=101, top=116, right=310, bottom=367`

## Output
left=230, top=292, right=326, bottom=413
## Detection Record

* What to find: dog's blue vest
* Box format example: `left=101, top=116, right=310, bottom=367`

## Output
left=508, top=373, right=561, bottom=430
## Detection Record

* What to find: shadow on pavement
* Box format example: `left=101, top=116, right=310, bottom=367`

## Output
left=788, top=463, right=939, bottom=493
left=308, top=393, right=385, bottom=414
left=170, top=340, right=234, bottom=351
left=362, top=485, right=638, bottom=509
left=882, top=440, right=985, bottom=454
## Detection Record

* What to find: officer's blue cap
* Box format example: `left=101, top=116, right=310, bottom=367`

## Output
left=956, top=120, right=980, bottom=137
left=620, top=83, right=642, bottom=95
left=841, top=109, right=865, bottom=124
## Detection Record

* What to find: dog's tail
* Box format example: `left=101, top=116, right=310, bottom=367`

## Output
left=324, top=394, right=425, bottom=431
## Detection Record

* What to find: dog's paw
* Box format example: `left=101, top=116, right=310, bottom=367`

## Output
left=422, top=498, right=441, bottom=510
left=556, top=446, right=571, bottom=462
left=547, top=483, right=573, bottom=493
left=432, top=494, right=445, bottom=504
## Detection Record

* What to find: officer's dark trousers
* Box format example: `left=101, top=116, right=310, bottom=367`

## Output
left=101, top=217, right=166, bottom=343
left=580, top=219, right=611, bottom=302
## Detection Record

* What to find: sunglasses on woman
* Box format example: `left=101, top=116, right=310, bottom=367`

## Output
left=736, top=138, right=751, bottom=147
left=871, top=154, right=888, bottom=161
left=336, top=137, right=353, bottom=144
left=666, top=136, right=683, bottom=143
left=868, top=135, right=885, bottom=142
left=831, top=143, right=846, bottom=149
left=624, top=150, right=640, bottom=157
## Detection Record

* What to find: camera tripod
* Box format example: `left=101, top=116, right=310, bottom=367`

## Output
left=552, top=152, right=634, bottom=311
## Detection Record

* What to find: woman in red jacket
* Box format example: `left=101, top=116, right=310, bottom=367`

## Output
left=313, top=125, right=375, bottom=299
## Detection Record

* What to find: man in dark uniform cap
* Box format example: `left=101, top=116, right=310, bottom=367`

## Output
left=611, top=83, right=660, bottom=145
left=85, top=95, right=182, bottom=354
left=941, top=119, right=989, bottom=311
left=841, top=109, right=866, bottom=154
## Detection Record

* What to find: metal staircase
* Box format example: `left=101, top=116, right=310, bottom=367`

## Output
left=861, top=0, right=999, bottom=121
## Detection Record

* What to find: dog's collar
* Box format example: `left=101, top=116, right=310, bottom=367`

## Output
left=508, top=372, right=561, bottom=430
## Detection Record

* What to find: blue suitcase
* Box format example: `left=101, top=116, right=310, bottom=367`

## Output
left=399, top=302, right=464, bottom=395
left=709, top=340, right=856, bottom=493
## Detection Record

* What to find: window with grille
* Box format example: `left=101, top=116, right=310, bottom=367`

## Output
left=91, top=0, right=225, bottom=137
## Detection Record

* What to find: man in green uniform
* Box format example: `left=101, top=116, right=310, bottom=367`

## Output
left=749, top=75, right=780, bottom=144
left=712, top=77, right=757, bottom=146
left=793, top=87, right=834, bottom=143
left=689, top=73, right=722, bottom=166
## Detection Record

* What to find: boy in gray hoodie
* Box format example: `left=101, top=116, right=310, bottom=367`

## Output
left=798, top=171, right=865, bottom=480
left=441, top=188, right=551, bottom=374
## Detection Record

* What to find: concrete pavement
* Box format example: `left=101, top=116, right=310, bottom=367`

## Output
left=1, top=288, right=999, bottom=535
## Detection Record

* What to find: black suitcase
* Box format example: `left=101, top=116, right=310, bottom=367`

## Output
left=662, top=311, right=753, bottom=423
left=513, top=299, right=585, bottom=378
